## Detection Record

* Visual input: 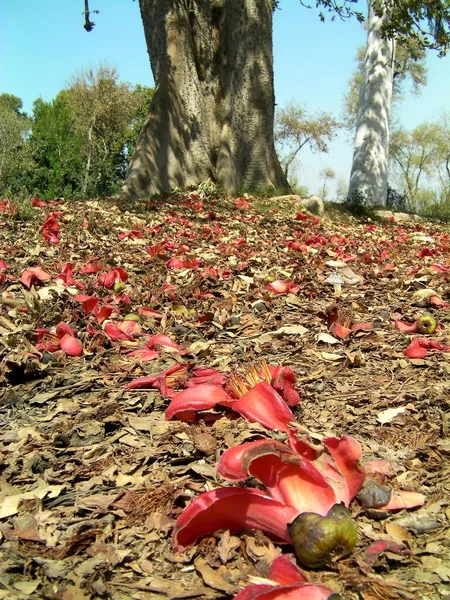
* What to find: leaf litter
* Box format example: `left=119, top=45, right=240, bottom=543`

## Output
left=0, top=193, right=449, bottom=599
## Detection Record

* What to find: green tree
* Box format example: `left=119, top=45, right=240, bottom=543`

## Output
left=0, top=94, right=31, bottom=193
left=390, top=122, right=444, bottom=211
left=275, top=102, right=341, bottom=181
left=66, top=64, right=144, bottom=197
left=27, top=93, right=84, bottom=198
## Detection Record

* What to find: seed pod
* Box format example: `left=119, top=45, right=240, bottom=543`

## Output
left=288, top=503, right=357, bottom=569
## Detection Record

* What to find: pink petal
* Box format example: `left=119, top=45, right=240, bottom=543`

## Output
left=217, top=440, right=337, bottom=516
left=268, top=555, right=309, bottom=585
left=56, top=322, right=75, bottom=339
left=173, top=487, right=297, bottom=550
left=232, top=382, right=293, bottom=432
left=379, top=490, right=426, bottom=511
left=104, top=322, right=134, bottom=341
left=118, top=320, right=142, bottom=337
left=266, top=280, right=291, bottom=294
left=364, top=460, right=391, bottom=475
left=59, top=334, right=83, bottom=357
left=166, top=384, right=235, bottom=421
left=350, top=322, right=373, bottom=332
left=323, top=436, right=366, bottom=502
left=234, top=584, right=335, bottom=600
left=146, top=334, right=181, bottom=351
left=19, top=266, right=52, bottom=288
left=138, top=307, right=164, bottom=319
left=395, top=320, right=418, bottom=333
left=127, top=348, right=160, bottom=361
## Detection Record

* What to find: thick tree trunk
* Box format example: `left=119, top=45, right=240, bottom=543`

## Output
left=348, top=0, right=395, bottom=207
left=122, top=0, right=288, bottom=199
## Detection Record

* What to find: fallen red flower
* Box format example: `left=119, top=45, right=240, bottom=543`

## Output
left=165, top=363, right=298, bottom=430
left=41, top=213, right=60, bottom=244
left=98, top=267, right=128, bottom=289
left=265, top=280, right=300, bottom=295
left=234, top=555, right=336, bottom=600
left=20, top=266, right=52, bottom=288
left=404, top=337, right=450, bottom=358
left=319, top=304, right=373, bottom=339
left=55, top=262, right=84, bottom=290
left=173, top=434, right=425, bottom=551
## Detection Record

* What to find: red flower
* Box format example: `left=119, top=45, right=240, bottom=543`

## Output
left=234, top=555, right=335, bottom=600
left=173, top=435, right=425, bottom=551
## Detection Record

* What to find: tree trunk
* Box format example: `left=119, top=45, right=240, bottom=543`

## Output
left=122, top=0, right=288, bottom=199
left=348, top=0, right=395, bottom=207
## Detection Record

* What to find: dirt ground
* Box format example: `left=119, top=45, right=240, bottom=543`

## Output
left=0, top=193, right=449, bottom=600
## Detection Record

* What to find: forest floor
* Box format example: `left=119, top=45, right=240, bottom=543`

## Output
left=0, top=192, right=449, bottom=600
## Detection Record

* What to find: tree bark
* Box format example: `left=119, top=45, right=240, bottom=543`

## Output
left=348, top=0, right=396, bottom=207
left=122, top=0, right=288, bottom=199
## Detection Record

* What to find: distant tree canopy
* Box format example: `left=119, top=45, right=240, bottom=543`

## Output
left=275, top=102, right=341, bottom=182
left=0, top=65, right=154, bottom=199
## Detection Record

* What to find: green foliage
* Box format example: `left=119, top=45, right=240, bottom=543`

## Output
left=27, top=94, right=85, bottom=198
left=312, top=0, right=450, bottom=55
left=0, top=94, right=31, bottom=194
left=390, top=122, right=446, bottom=212
left=3, top=66, right=154, bottom=199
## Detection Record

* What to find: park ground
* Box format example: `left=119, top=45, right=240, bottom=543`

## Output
left=0, top=192, right=449, bottom=599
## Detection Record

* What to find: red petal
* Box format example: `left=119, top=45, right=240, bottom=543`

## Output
left=330, top=323, right=352, bottom=339
left=268, top=555, right=309, bottom=584
left=379, top=490, right=426, bottom=511
left=104, top=322, right=134, bottom=341
left=173, top=487, right=297, bottom=549
left=59, top=334, right=83, bottom=357
left=165, top=384, right=235, bottom=421
left=234, top=584, right=335, bottom=600
left=96, top=305, right=120, bottom=324
left=217, top=440, right=337, bottom=516
left=395, top=320, right=418, bottom=333
left=119, top=320, right=142, bottom=337
left=75, top=294, right=99, bottom=315
left=323, top=436, right=365, bottom=501
left=56, top=322, right=75, bottom=339
left=404, top=338, right=428, bottom=358
left=146, top=334, right=180, bottom=351
left=127, top=348, right=160, bottom=361
left=232, top=382, right=293, bottom=431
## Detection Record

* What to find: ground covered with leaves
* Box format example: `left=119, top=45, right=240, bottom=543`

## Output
left=0, top=192, right=449, bottom=600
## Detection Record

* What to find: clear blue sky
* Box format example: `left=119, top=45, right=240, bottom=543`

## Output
left=2, top=0, right=449, bottom=197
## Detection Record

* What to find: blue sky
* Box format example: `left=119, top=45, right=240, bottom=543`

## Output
left=2, top=0, right=449, bottom=197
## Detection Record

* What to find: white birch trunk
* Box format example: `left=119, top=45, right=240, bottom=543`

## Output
left=348, top=0, right=396, bottom=207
